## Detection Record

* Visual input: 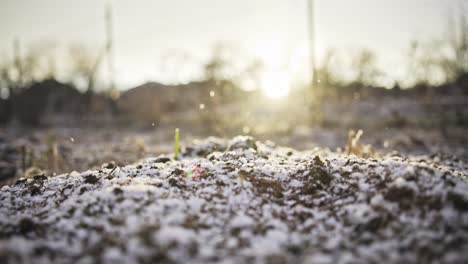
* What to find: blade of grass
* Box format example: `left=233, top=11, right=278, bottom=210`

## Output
left=174, top=128, right=180, bottom=160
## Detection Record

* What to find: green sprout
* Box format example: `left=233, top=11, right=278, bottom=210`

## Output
left=174, top=128, right=180, bottom=160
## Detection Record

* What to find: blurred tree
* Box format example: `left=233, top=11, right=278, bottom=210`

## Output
left=0, top=60, right=14, bottom=99
left=404, top=7, right=468, bottom=89
left=406, top=40, right=436, bottom=86
left=203, top=45, right=228, bottom=84
left=67, top=44, right=109, bottom=115
left=0, top=58, right=14, bottom=124
left=0, top=40, right=54, bottom=99
left=351, top=49, right=382, bottom=87
left=446, top=6, right=468, bottom=86
left=316, top=49, right=349, bottom=88
left=200, top=45, right=231, bottom=133
left=68, top=45, right=105, bottom=94
left=202, top=44, right=242, bottom=101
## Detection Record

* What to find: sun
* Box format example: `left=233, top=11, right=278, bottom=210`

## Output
left=261, top=70, right=291, bottom=99
left=252, top=35, right=292, bottom=99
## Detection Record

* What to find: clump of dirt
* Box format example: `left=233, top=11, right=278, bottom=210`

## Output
left=239, top=170, right=284, bottom=199
left=83, top=175, right=99, bottom=184
left=301, top=156, right=332, bottom=194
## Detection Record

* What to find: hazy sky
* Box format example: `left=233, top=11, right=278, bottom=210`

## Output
left=0, top=0, right=461, bottom=88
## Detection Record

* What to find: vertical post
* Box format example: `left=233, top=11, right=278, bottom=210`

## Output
left=306, top=0, right=322, bottom=125
left=13, top=38, right=23, bottom=87
left=307, top=0, right=317, bottom=87
left=105, top=3, right=115, bottom=91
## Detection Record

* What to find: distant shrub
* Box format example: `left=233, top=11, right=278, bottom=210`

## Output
left=174, top=128, right=180, bottom=160
left=14, top=86, right=47, bottom=126
left=14, top=79, right=84, bottom=126
left=0, top=98, right=12, bottom=125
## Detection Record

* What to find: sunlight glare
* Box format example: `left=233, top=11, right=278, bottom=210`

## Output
left=261, top=71, right=290, bottom=99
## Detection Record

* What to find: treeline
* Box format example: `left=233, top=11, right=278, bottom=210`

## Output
left=1, top=11, right=467, bottom=127
left=0, top=42, right=247, bottom=126
left=313, top=9, right=468, bottom=98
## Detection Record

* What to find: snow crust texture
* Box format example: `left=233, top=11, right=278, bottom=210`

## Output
left=1, top=136, right=468, bottom=263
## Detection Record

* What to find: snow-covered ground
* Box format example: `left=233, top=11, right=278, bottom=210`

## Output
left=1, top=136, right=468, bottom=263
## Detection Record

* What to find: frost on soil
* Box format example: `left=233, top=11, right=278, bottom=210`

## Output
left=1, top=136, right=468, bottom=263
